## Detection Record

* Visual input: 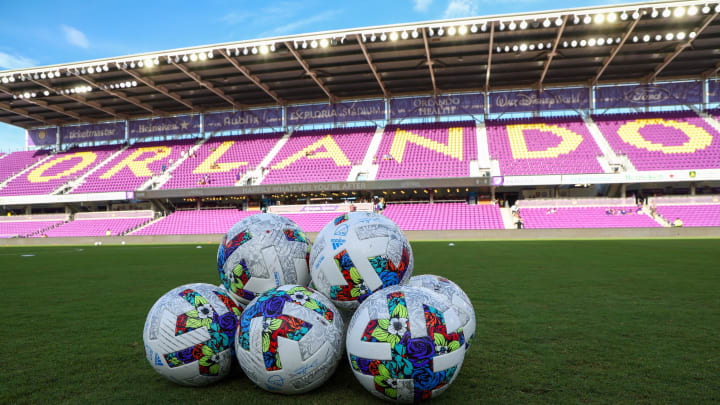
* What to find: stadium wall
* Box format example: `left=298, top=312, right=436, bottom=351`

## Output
left=3, top=227, right=719, bottom=246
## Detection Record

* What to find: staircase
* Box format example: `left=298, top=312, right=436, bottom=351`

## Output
left=127, top=214, right=166, bottom=235
left=698, top=111, right=720, bottom=134
left=241, top=130, right=293, bottom=185
left=583, top=115, right=620, bottom=169
left=499, top=207, right=516, bottom=229
left=149, top=137, right=210, bottom=190
left=350, top=126, right=385, bottom=181
left=644, top=206, right=670, bottom=227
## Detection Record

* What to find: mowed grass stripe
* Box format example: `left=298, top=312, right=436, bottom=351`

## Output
left=1, top=240, right=719, bottom=404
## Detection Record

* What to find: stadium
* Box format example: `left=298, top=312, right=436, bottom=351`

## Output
left=2, top=0, right=720, bottom=403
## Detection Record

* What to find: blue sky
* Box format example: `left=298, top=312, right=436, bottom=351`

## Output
left=0, top=0, right=618, bottom=152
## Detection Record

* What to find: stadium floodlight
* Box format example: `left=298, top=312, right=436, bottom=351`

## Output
left=546, top=42, right=552, bottom=49
left=174, top=55, right=181, bottom=63
left=588, top=38, right=597, bottom=46
left=562, top=41, right=568, bottom=47
left=583, top=15, right=592, bottom=24
left=199, top=51, right=208, bottom=60
left=677, top=31, right=686, bottom=40
left=543, top=18, right=551, bottom=27
left=48, top=72, right=54, bottom=79
left=573, top=15, right=580, bottom=24
left=371, top=33, right=377, bottom=41
left=519, top=20, right=527, bottom=29
left=251, top=46, right=258, bottom=54
left=129, top=62, right=135, bottom=69
left=598, top=38, right=605, bottom=46
left=498, top=22, right=505, bottom=31
left=512, top=44, right=519, bottom=52
left=119, top=82, right=126, bottom=88
left=110, top=84, right=115, bottom=89
left=103, top=65, right=109, bottom=72
left=9, top=75, right=15, bottom=82
left=632, top=10, right=640, bottom=19
left=508, top=22, right=516, bottom=30
left=662, top=8, right=671, bottom=18
left=144, top=58, right=153, bottom=67
left=481, top=23, right=487, bottom=32
left=594, top=14, right=605, bottom=24
left=390, top=31, right=399, bottom=40
left=183, top=55, right=189, bottom=62
left=380, top=32, right=387, bottom=41
left=519, top=43, right=527, bottom=51
left=643, top=34, right=650, bottom=42
left=688, top=5, right=698, bottom=15
left=43, top=90, right=50, bottom=96
left=689, top=31, right=697, bottom=38
left=651, top=9, right=659, bottom=18
left=437, top=28, right=444, bottom=36
left=320, top=38, right=330, bottom=47
left=244, top=47, right=250, bottom=54
left=33, top=73, right=39, bottom=79
left=459, top=25, right=468, bottom=35
left=412, top=29, right=419, bottom=38
left=702, top=5, right=710, bottom=13
left=496, top=46, right=501, bottom=53
left=23, top=92, right=30, bottom=98
left=138, top=61, right=144, bottom=68
left=607, top=13, right=617, bottom=23
left=555, top=17, right=563, bottom=26
left=580, top=39, right=587, bottom=46
left=310, top=39, right=318, bottom=48
left=615, top=36, right=621, bottom=43
left=269, top=44, right=275, bottom=52
left=401, top=31, right=409, bottom=39
left=0, top=77, right=7, bottom=84
left=504, top=45, right=510, bottom=52
left=259, top=45, right=269, bottom=54
left=665, top=32, right=674, bottom=40
left=716, top=4, right=720, bottom=13
left=620, top=11, right=628, bottom=20
left=528, top=43, right=535, bottom=50
left=539, top=42, right=545, bottom=49
left=674, top=7, right=685, bottom=17
left=41, top=72, right=47, bottom=79
left=207, top=51, right=214, bottom=59
left=190, top=53, right=198, bottom=61
left=571, top=40, right=578, bottom=47
left=470, top=24, right=478, bottom=33
left=655, top=34, right=662, bottom=41
left=132, top=80, right=137, bottom=87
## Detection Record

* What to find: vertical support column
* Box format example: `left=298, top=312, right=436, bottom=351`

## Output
left=621, top=183, right=627, bottom=198
left=25, top=129, right=29, bottom=151
left=484, top=92, right=489, bottom=119
left=491, top=186, right=496, bottom=204
left=590, top=86, right=596, bottom=115
left=703, top=79, right=708, bottom=110
left=282, top=105, right=288, bottom=134
left=385, top=98, right=390, bottom=124
left=200, top=112, right=205, bottom=139
left=56, top=125, right=62, bottom=151
left=690, top=182, right=696, bottom=196
left=125, top=120, right=129, bottom=143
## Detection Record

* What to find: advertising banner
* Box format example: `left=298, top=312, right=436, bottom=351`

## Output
left=204, top=107, right=283, bottom=132
left=709, top=80, right=720, bottom=103
left=60, top=122, right=125, bottom=143
left=390, top=93, right=484, bottom=119
left=286, top=100, right=385, bottom=125
left=27, top=127, right=57, bottom=146
left=129, top=115, right=200, bottom=138
left=489, top=88, right=589, bottom=113
left=595, top=82, right=702, bottom=108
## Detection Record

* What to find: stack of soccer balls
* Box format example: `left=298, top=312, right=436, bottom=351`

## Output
left=143, top=212, right=475, bottom=402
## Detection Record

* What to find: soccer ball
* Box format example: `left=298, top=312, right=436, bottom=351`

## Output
left=347, top=285, right=467, bottom=403
left=217, top=213, right=312, bottom=305
left=235, top=285, right=344, bottom=394
left=143, top=283, right=243, bottom=386
left=309, top=212, right=413, bottom=312
left=408, top=275, right=475, bottom=349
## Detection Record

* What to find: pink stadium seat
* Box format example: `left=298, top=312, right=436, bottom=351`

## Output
left=375, top=122, right=476, bottom=180
left=486, top=116, right=604, bottom=175
left=521, top=206, right=660, bottom=229
left=655, top=204, right=720, bottom=227
left=261, top=127, right=375, bottom=184
left=382, top=202, right=504, bottom=230
left=131, top=209, right=256, bottom=235
left=0, top=149, right=52, bottom=184
left=592, top=111, right=720, bottom=171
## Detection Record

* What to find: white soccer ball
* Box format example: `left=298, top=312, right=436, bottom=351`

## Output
left=235, top=285, right=344, bottom=394
left=309, top=212, right=413, bottom=312
left=121, top=241, right=126, bottom=245
left=217, top=213, right=312, bottom=305
left=143, top=283, right=244, bottom=386
left=408, top=275, right=475, bottom=349
left=347, top=285, right=467, bottom=403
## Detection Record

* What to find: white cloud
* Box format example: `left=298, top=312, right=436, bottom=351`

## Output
left=413, top=0, right=432, bottom=12
left=443, top=0, right=479, bottom=18
left=259, top=10, right=339, bottom=37
left=0, top=51, right=36, bottom=69
left=61, top=25, right=89, bottom=49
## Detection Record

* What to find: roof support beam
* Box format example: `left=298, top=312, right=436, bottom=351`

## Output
left=117, top=64, right=196, bottom=111
left=646, top=11, right=719, bottom=82
left=72, top=73, right=157, bottom=115
left=538, top=15, right=568, bottom=90
left=171, top=61, right=243, bottom=109
left=30, top=79, right=123, bottom=119
left=485, top=22, right=495, bottom=94
left=284, top=42, right=335, bottom=103
left=702, top=59, right=720, bottom=79
left=355, top=34, right=389, bottom=99
left=421, top=28, right=438, bottom=96
left=0, top=86, right=81, bottom=120
left=0, top=101, right=55, bottom=126
left=591, top=16, right=641, bottom=86
left=0, top=115, right=30, bottom=128
left=218, top=50, right=284, bottom=105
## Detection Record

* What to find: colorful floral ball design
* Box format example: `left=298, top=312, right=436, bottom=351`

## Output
left=217, top=213, right=312, bottom=305
left=346, top=285, right=467, bottom=403
left=408, top=275, right=475, bottom=349
left=309, top=212, right=414, bottom=312
left=235, top=285, right=345, bottom=394
left=143, top=283, right=243, bottom=386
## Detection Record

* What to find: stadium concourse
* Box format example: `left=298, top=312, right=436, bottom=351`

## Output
left=1, top=0, right=720, bottom=243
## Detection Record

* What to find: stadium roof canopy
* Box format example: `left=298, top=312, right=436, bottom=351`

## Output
left=0, top=0, right=719, bottom=129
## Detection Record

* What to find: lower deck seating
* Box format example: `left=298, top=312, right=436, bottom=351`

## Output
left=655, top=204, right=720, bottom=227
left=382, top=202, right=504, bottom=230
left=521, top=206, right=660, bottom=229
left=131, top=209, right=255, bottom=235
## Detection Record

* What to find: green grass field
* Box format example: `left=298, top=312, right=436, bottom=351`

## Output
left=2, top=240, right=720, bottom=404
